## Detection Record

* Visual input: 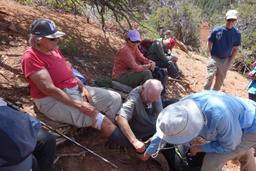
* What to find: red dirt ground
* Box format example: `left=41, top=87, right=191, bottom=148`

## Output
left=0, top=0, right=249, bottom=170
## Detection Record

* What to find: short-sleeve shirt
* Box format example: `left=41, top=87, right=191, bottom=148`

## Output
left=117, top=86, right=163, bottom=139
left=208, top=25, right=241, bottom=59
left=21, top=47, right=78, bottom=99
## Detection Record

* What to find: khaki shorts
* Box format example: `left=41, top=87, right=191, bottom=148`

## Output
left=34, top=85, right=121, bottom=128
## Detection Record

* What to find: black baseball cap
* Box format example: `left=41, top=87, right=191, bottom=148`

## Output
left=30, top=18, right=65, bottom=38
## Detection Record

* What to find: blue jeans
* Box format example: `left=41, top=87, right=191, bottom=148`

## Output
left=32, top=129, right=56, bottom=171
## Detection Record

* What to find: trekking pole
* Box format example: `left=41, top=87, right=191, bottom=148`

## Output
left=40, top=121, right=118, bottom=169
left=5, top=101, right=118, bottom=169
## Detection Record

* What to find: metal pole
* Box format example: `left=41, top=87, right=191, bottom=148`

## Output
left=6, top=101, right=118, bottom=169
left=40, top=121, right=118, bottom=169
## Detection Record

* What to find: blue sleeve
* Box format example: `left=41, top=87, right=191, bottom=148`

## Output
left=145, top=133, right=166, bottom=156
left=233, top=31, right=241, bottom=46
left=202, top=114, right=242, bottom=153
left=208, top=29, right=216, bottom=42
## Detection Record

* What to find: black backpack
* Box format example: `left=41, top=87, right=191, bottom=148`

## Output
left=174, top=145, right=205, bottom=171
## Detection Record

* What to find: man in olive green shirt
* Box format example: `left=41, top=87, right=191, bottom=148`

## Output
left=147, top=38, right=180, bottom=79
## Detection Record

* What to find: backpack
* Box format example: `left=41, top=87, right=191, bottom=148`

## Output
left=138, top=39, right=155, bottom=57
left=174, top=144, right=205, bottom=171
left=0, top=103, right=41, bottom=169
left=160, top=144, right=205, bottom=171
left=72, top=67, right=87, bottom=85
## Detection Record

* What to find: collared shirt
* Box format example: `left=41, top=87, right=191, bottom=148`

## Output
left=208, top=25, right=241, bottom=59
left=117, top=86, right=163, bottom=139
left=146, top=91, right=256, bottom=156
left=112, top=43, right=151, bottom=79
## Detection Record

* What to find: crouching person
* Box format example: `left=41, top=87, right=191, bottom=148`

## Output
left=115, top=79, right=176, bottom=170
left=0, top=98, right=55, bottom=171
left=21, top=18, right=129, bottom=147
left=143, top=90, right=256, bottom=171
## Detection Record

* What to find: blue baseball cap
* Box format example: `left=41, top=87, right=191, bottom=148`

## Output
left=30, top=18, right=65, bottom=38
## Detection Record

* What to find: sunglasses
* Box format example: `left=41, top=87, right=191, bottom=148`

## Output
left=131, top=40, right=140, bottom=44
left=47, top=38, right=59, bottom=41
left=227, top=19, right=237, bottom=22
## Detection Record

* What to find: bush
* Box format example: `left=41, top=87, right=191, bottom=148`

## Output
left=141, top=1, right=202, bottom=49
left=58, top=37, right=78, bottom=57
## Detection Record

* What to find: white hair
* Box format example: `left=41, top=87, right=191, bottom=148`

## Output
left=143, top=79, right=163, bottom=94
left=28, top=34, right=42, bottom=48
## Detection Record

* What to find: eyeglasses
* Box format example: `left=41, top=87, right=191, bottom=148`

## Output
left=227, top=19, right=237, bottom=22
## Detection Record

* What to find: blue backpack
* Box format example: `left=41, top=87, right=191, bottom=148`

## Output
left=0, top=104, right=41, bottom=170
left=72, top=67, right=87, bottom=85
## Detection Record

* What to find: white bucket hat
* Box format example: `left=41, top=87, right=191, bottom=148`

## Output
left=156, top=99, right=204, bottom=144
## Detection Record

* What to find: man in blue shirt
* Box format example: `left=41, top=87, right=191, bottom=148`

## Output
left=142, top=91, right=256, bottom=171
left=204, top=10, right=241, bottom=90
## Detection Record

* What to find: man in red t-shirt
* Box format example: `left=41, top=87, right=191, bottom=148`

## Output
left=22, top=18, right=130, bottom=147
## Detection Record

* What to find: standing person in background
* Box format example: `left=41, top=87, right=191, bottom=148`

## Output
left=203, top=10, right=241, bottom=90
left=112, top=29, right=155, bottom=88
left=247, top=62, right=256, bottom=101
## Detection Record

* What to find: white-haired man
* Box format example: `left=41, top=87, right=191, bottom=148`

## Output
left=204, top=10, right=241, bottom=90
left=115, top=79, right=176, bottom=170
left=143, top=90, right=256, bottom=171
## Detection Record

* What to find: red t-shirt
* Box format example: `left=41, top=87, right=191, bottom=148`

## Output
left=21, top=47, right=78, bottom=99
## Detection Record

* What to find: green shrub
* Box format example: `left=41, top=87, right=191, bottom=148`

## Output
left=59, top=37, right=78, bottom=57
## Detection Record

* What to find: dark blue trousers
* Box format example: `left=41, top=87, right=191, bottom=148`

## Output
left=32, top=129, right=56, bottom=171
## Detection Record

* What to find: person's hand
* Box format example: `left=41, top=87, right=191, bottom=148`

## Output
left=80, top=86, right=93, bottom=104
left=133, top=139, right=146, bottom=153
left=248, top=71, right=255, bottom=77
left=76, top=100, right=97, bottom=119
left=137, top=152, right=150, bottom=161
left=150, top=61, right=156, bottom=71
left=188, top=144, right=202, bottom=156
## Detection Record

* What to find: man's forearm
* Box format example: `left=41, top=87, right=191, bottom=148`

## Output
left=47, top=87, right=81, bottom=108
left=229, top=47, right=239, bottom=63
left=115, top=115, right=138, bottom=144
left=43, top=86, right=97, bottom=118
